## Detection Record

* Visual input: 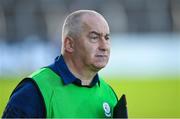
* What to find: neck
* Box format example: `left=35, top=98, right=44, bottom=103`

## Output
left=63, top=54, right=97, bottom=85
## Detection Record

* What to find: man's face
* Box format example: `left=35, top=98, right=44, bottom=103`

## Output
left=74, top=14, right=110, bottom=71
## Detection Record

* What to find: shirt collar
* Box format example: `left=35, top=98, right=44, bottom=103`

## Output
left=48, top=55, right=100, bottom=87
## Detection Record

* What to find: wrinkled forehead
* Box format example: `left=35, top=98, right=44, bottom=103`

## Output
left=81, top=14, right=110, bottom=35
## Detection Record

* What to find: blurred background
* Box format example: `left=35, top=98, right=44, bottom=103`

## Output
left=0, top=0, right=179, bottom=117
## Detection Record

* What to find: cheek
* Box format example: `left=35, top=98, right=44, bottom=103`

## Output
left=77, top=44, right=94, bottom=60
left=86, top=48, right=96, bottom=60
left=84, top=43, right=97, bottom=55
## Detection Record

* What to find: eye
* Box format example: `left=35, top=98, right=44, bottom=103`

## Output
left=89, top=34, right=100, bottom=43
left=105, top=35, right=110, bottom=40
left=90, top=37, right=99, bottom=43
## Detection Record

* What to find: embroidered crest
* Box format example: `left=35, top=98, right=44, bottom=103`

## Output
left=103, top=102, right=111, bottom=117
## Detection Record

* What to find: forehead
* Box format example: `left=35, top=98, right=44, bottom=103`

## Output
left=81, top=14, right=110, bottom=35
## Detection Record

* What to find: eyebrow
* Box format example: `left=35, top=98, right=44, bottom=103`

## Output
left=105, top=34, right=110, bottom=37
left=89, top=31, right=109, bottom=37
left=89, top=31, right=100, bottom=36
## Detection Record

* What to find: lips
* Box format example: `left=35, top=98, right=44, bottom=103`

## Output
left=95, top=54, right=108, bottom=57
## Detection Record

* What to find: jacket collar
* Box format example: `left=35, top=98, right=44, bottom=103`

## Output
left=48, top=55, right=100, bottom=87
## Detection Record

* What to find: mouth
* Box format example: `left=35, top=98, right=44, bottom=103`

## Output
left=95, top=54, right=108, bottom=58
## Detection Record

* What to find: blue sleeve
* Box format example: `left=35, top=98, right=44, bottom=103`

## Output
left=2, top=79, right=46, bottom=118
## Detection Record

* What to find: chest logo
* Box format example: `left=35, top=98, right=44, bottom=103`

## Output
left=103, top=102, right=111, bottom=117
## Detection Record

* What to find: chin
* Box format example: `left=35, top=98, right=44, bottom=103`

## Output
left=94, top=63, right=107, bottom=70
left=91, top=58, right=108, bottom=70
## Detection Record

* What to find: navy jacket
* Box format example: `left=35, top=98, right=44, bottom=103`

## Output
left=2, top=55, right=99, bottom=118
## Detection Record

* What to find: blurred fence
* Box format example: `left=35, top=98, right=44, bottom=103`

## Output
left=0, top=0, right=180, bottom=42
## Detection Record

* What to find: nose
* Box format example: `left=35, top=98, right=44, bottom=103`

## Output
left=98, top=37, right=110, bottom=51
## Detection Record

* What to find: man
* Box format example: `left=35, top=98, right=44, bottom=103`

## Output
left=2, top=10, right=127, bottom=118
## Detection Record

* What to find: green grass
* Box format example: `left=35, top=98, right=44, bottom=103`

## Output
left=0, top=78, right=21, bottom=116
left=105, top=75, right=180, bottom=118
left=0, top=75, right=179, bottom=117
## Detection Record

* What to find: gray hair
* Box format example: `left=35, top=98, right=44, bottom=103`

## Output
left=62, top=10, right=104, bottom=40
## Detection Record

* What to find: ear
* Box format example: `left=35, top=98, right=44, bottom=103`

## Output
left=64, top=36, right=74, bottom=53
